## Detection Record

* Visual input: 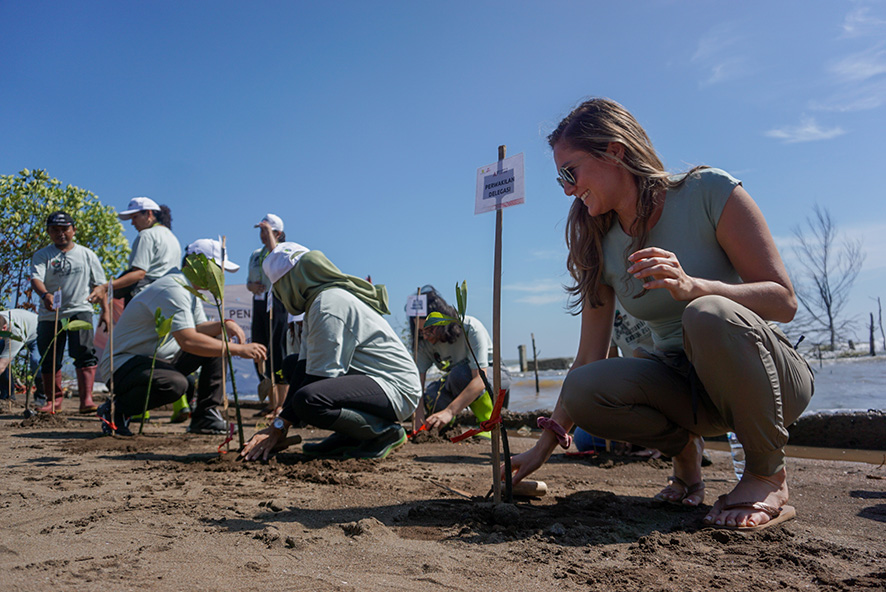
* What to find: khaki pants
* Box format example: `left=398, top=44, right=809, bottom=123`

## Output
left=561, top=295, right=814, bottom=476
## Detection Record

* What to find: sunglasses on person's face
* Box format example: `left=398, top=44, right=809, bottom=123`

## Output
left=556, top=165, right=578, bottom=188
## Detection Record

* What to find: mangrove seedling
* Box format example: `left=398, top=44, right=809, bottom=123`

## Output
left=423, top=281, right=513, bottom=500
left=139, top=307, right=175, bottom=435
left=178, top=253, right=245, bottom=447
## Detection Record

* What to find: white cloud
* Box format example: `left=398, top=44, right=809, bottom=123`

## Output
left=841, top=6, right=886, bottom=38
left=828, top=43, right=886, bottom=82
left=504, top=280, right=566, bottom=305
left=529, top=249, right=565, bottom=261
left=764, top=117, right=846, bottom=143
left=691, top=25, right=749, bottom=87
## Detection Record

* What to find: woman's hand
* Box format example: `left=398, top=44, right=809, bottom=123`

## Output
left=506, top=438, right=557, bottom=485
left=240, top=427, right=282, bottom=461
left=627, top=247, right=699, bottom=301
left=425, top=408, right=454, bottom=430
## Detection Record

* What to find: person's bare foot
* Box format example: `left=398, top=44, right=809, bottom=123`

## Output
left=653, top=433, right=705, bottom=506
left=703, top=468, right=789, bottom=528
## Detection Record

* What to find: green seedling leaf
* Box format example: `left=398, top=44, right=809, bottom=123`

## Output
left=158, top=317, right=174, bottom=339
left=182, top=253, right=225, bottom=301
left=181, top=253, right=206, bottom=287
left=64, top=320, right=93, bottom=332
left=425, top=311, right=457, bottom=327
left=456, top=280, right=467, bottom=318
left=176, top=278, right=210, bottom=303
left=0, top=330, right=22, bottom=341
left=60, top=317, right=70, bottom=331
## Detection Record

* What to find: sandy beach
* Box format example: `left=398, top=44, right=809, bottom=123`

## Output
left=1, top=398, right=884, bottom=592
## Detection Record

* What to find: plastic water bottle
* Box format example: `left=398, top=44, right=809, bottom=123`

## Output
left=727, top=431, right=745, bottom=480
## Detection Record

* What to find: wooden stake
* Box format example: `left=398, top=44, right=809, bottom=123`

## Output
left=491, top=145, right=505, bottom=504
left=51, top=296, right=60, bottom=414
left=220, top=237, right=229, bottom=419
left=412, top=287, right=421, bottom=361
left=107, top=281, right=116, bottom=431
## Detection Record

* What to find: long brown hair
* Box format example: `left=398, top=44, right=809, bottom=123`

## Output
left=549, top=98, right=703, bottom=313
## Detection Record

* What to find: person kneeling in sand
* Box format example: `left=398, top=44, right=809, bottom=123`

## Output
left=508, top=98, right=813, bottom=531
left=408, top=285, right=509, bottom=434
left=241, top=244, right=420, bottom=461
left=97, top=239, right=266, bottom=436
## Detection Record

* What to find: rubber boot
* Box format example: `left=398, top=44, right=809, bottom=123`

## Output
left=329, top=408, right=407, bottom=459
left=468, top=391, right=495, bottom=440
left=169, top=394, right=191, bottom=424
left=77, top=366, right=98, bottom=413
left=37, top=371, right=64, bottom=413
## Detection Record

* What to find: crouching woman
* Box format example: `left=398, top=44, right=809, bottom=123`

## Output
left=241, top=245, right=420, bottom=461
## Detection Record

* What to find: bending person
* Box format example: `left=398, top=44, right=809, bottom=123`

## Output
left=97, top=239, right=266, bottom=436
left=509, top=98, right=813, bottom=531
left=241, top=245, right=420, bottom=461
left=91, top=197, right=188, bottom=422
left=408, top=286, right=509, bottom=433
left=92, top=197, right=182, bottom=305
left=0, top=309, right=43, bottom=405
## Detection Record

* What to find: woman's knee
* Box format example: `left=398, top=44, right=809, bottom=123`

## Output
left=559, top=363, right=612, bottom=428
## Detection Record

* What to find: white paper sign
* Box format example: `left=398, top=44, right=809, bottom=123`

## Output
left=475, top=153, right=525, bottom=214
left=52, top=289, right=62, bottom=308
left=406, top=294, right=428, bottom=317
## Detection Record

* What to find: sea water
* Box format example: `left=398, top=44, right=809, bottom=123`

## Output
left=505, top=355, right=886, bottom=414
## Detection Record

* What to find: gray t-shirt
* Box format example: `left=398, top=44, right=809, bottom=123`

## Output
left=129, top=224, right=182, bottom=284
left=30, top=243, right=107, bottom=322
left=300, top=288, right=420, bottom=421
left=601, top=168, right=742, bottom=352
left=0, top=309, right=38, bottom=360
left=99, top=272, right=208, bottom=380
left=416, top=315, right=492, bottom=375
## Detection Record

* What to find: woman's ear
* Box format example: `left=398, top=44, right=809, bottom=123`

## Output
left=606, top=142, right=625, bottom=161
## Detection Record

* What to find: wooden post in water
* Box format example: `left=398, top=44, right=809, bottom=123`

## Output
left=531, top=332, right=540, bottom=396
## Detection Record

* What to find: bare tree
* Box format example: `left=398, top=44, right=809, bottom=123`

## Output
left=790, top=204, right=865, bottom=350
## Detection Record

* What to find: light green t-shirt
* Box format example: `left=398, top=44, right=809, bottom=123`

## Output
left=416, top=315, right=493, bottom=375
left=300, top=288, right=420, bottom=421
left=30, top=243, right=107, bottom=322
left=129, top=224, right=182, bottom=284
left=99, top=272, right=208, bottom=380
left=601, top=168, right=742, bottom=352
left=0, top=309, right=38, bottom=360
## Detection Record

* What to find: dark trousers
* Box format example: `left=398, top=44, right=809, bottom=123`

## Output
left=280, top=374, right=396, bottom=430
left=112, top=351, right=223, bottom=418
left=37, top=312, right=97, bottom=373
left=251, top=296, right=287, bottom=382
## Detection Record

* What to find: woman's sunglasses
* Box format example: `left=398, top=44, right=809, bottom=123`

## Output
left=556, top=166, right=577, bottom=188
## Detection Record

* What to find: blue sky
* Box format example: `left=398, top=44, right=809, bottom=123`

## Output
left=2, top=0, right=885, bottom=358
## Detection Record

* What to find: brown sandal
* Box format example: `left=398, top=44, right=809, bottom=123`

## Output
left=709, top=496, right=797, bottom=531
left=653, top=475, right=705, bottom=506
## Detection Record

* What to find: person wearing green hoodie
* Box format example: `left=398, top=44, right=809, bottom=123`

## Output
left=240, top=244, right=421, bottom=461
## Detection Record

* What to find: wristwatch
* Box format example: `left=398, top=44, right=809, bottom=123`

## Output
left=272, top=417, right=286, bottom=431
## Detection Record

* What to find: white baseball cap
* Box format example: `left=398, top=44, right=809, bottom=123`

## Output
left=262, top=242, right=310, bottom=284
left=185, top=238, right=240, bottom=272
left=255, top=213, right=284, bottom=233
left=118, top=197, right=161, bottom=220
